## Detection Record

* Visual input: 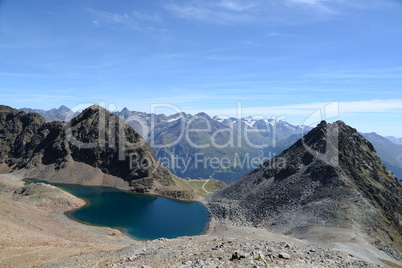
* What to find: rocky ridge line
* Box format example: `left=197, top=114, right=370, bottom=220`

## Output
left=206, top=120, right=402, bottom=261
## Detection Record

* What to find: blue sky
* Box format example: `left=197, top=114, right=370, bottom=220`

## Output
left=0, top=0, right=402, bottom=136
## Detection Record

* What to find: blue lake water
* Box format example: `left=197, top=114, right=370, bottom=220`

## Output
left=26, top=180, right=209, bottom=240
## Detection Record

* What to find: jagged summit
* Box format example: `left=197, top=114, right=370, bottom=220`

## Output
left=195, top=112, right=211, bottom=119
left=67, top=105, right=173, bottom=187
left=207, top=120, right=402, bottom=260
left=121, top=107, right=130, bottom=113
left=56, top=105, right=70, bottom=113
left=77, top=104, right=105, bottom=115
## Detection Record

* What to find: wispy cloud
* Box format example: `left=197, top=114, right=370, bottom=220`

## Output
left=0, top=72, right=80, bottom=78
left=307, top=67, right=402, bottom=80
left=286, top=0, right=401, bottom=15
left=265, top=32, right=284, bottom=37
left=132, top=10, right=161, bottom=22
left=165, top=0, right=378, bottom=25
left=218, top=0, right=257, bottom=12
left=286, top=0, right=337, bottom=13
left=77, top=60, right=124, bottom=70
left=87, top=8, right=163, bottom=31
left=1, top=93, right=75, bottom=108
left=88, top=8, right=138, bottom=29
left=165, top=1, right=260, bottom=25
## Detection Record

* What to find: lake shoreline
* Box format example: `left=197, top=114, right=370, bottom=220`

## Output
left=25, top=178, right=210, bottom=241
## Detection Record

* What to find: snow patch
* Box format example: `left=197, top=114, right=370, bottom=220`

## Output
left=243, top=120, right=256, bottom=128
left=166, top=115, right=181, bottom=123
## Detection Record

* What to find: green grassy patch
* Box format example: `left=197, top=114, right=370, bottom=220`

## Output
left=170, top=175, right=226, bottom=199
left=379, top=258, right=402, bottom=268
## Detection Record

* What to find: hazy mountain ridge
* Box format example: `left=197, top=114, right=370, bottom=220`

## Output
left=386, top=136, right=402, bottom=145
left=362, top=132, right=402, bottom=182
left=206, top=121, right=402, bottom=260
left=20, top=105, right=76, bottom=122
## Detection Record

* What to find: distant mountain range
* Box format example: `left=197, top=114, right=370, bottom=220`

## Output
left=207, top=121, right=402, bottom=260
left=116, top=108, right=309, bottom=184
left=362, top=133, right=402, bottom=181
left=19, top=106, right=309, bottom=183
left=386, top=136, right=402, bottom=145
left=20, top=105, right=75, bottom=122
left=19, top=105, right=402, bottom=183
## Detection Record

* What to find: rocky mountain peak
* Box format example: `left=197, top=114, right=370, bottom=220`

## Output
left=195, top=112, right=211, bottom=120
left=65, top=105, right=175, bottom=187
left=207, top=120, right=402, bottom=260
left=119, top=107, right=131, bottom=117
left=56, top=105, right=70, bottom=113
left=71, top=105, right=105, bottom=123
left=78, top=104, right=104, bottom=116
left=121, top=107, right=129, bottom=113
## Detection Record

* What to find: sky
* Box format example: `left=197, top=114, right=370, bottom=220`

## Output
left=0, top=0, right=402, bottom=136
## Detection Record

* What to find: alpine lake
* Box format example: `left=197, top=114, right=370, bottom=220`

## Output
left=24, top=179, right=209, bottom=240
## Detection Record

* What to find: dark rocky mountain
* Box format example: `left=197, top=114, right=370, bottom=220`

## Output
left=362, top=132, right=402, bottom=182
left=386, top=136, right=402, bottom=145
left=206, top=121, right=402, bottom=260
left=0, top=105, right=210, bottom=200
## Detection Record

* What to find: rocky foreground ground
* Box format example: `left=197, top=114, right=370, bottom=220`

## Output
left=38, top=232, right=381, bottom=268
left=0, top=174, right=400, bottom=268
